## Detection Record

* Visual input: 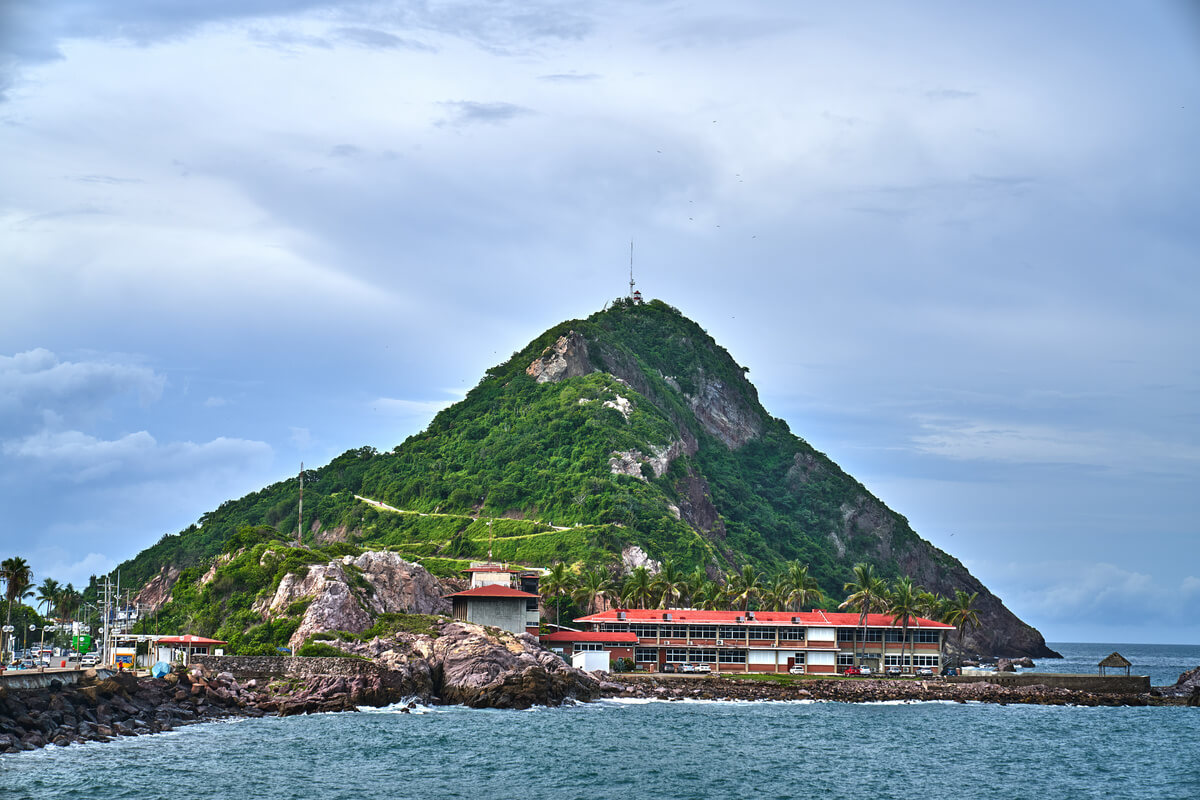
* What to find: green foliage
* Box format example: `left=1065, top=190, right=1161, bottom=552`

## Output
left=297, top=640, right=367, bottom=659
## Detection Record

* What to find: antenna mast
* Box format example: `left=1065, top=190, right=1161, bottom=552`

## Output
left=629, top=240, right=635, bottom=300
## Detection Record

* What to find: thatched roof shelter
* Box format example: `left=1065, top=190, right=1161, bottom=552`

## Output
left=1098, top=651, right=1132, bottom=676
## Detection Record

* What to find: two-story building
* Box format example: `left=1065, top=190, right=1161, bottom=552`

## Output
left=565, top=608, right=953, bottom=674
left=446, top=562, right=543, bottom=635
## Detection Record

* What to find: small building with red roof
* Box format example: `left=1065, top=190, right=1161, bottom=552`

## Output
left=460, top=561, right=542, bottom=633
left=565, top=608, right=953, bottom=675
left=447, top=585, right=541, bottom=635
left=154, top=635, right=227, bottom=666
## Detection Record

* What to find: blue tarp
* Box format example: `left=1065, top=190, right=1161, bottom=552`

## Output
left=151, top=661, right=171, bottom=678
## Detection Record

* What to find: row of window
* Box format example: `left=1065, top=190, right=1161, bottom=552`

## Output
left=883, top=655, right=940, bottom=667
left=598, top=623, right=807, bottom=641
left=837, top=628, right=942, bottom=643
left=633, top=648, right=750, bottom=664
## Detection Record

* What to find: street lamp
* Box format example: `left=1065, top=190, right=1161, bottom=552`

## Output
left=1, top=625, right=13, bottom=665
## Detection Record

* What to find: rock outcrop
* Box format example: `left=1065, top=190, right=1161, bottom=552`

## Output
left=133, top=565, right=182, bottom=614
left=526, top=331, right=593, bottom=383
left=258, top=552, right=449, bottom=651
left=1156, top=665, right=1200, bottom=698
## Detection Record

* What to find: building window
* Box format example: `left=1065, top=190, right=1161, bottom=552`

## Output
left=780, top=627, right=805, bottom=641
left=838, top=653, right=856, bottom=666
left=749, top=627, right=776, bottom=640
left=718, top=649, right=747, bottom=664
left=635, top=648, right=658, bottom=662
left=912, top=629, right=941, bottom=643
left=600, top=623, right=630, bottom=632
left=630, top=624, right=658, bottom=638
left=718, top=626, right=745, bottom=640
left=690, top=626, right=717, bottom=639
left=661, top=625, right=687, bottom=639
left=690, top=649, right=718, bottom=663
left=665, top=648, right=690, bottom=663
left=792, top=652, right=806, bottom=664
left=575, top=643, right=606, bottom=652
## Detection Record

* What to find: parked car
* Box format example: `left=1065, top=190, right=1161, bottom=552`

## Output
left=916, top=666, right=935, bottom=677
left=80, top=653, right=100, bottom=667
left=885, top=666, right=903, bottom=677
left=788, top=665, right=805, bottom=675
left=843, top=666, right=866, bottom=676
left=941, top=667, right=959, bottom=677
left=680, top=663, right=696, bottom=673
left=692, top=664, right=711, bottom=674
left=660, top=663, right=676, bottom=673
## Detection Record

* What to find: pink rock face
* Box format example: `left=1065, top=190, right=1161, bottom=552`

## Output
left=263, top=552, right=451, bottom=651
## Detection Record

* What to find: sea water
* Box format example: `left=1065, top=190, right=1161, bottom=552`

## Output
left=4, top=642, right=1198, bottom=800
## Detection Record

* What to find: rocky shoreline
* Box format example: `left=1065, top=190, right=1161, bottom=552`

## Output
left=604, top=674, right=1194, bottom=707
left=3, top=660, right=1195, bottom=755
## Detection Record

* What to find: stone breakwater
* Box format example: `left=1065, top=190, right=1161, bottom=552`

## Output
left=605, top=675, right=1193, bottom=707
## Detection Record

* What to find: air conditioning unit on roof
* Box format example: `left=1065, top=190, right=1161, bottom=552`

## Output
left=716, top=639, right=725, bottom=646
left=617, top=611, right=627, bottom=620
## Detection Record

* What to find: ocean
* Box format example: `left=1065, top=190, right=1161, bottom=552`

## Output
left=4, top=642, right=1197, bottom=800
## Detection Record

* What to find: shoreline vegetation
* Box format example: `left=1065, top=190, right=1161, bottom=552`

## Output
left=2, top=663, right=1196, bottom=756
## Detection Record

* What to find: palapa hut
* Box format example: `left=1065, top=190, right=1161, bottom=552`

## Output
left=1098, top=651, right=1132, bottom=677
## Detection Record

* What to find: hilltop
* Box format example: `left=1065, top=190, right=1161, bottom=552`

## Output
left=113, top=298, right=1055, bottom=658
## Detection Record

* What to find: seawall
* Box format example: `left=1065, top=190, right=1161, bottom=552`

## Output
left=191, top=655, right=393, bottom=683
left=946, top=672, right=1150, bottom=693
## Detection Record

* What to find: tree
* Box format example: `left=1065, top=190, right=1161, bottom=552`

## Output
left=941, top=590, right=981, bottom=666
left=57, top=584, right=82, bottom=622
left=840, top=563, right=887, bottom=668
left=684, top=566, right=709, bottom=608
left=622, top=567, right=653, bottom=610
left=36, top=578, right=61, bottom=619
left=2, top=557, right=34, bottom=661
left=541, top=563, right=574, bottom=628
left=886, top=576, right=922, bottom=674
left=651, top=560, right=687, bottom=610
left=784, top=561, right=824, bottom=612
left=573, top=569, right=610, bottom=616
left=729, top=564, right=762, bottom=614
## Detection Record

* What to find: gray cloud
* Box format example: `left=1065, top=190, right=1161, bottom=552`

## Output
left=538, top=72, right=601, bottom=82
left=334, top=26, right=434, bottom=51
left=925, top=88, right=976, bottom=101
left=437, top=100, right=534, bottom=126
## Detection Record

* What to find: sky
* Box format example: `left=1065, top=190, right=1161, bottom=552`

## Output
left=1, top=0, right=1198, bottom=645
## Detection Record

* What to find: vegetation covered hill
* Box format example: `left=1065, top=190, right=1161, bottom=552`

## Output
left=108, top=298, right=1054, bottom=657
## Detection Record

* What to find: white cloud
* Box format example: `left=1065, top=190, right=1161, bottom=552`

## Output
left=371, top=396, right=456, bottom=417
left=203, top=396, right=228, bottom=407
left=2, top=429, right=272, bottom=483
left=910, top=415, right=1200, bottom=473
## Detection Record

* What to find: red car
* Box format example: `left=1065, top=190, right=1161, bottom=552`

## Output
left=842, top=666, right=870, bottom=676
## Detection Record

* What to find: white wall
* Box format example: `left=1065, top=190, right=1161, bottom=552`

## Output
left=572, top=650, right=611, bottom=673
left=809, top=651, right=836, bottom=666
left=749, top=649, right=777, bottom=665
left=807, top=627, right=836, bottom=641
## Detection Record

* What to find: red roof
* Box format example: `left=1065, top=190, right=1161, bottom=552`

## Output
left=157, top=635, right=227, bottom=645
left=446, top=585, right=540, bottom=599
left=574, top=609, right=953, bottom=629
left=540, top=631, right=638, bottom=644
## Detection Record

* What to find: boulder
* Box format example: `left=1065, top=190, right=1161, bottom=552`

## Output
left=1157, top=665, right=1200, bottom=697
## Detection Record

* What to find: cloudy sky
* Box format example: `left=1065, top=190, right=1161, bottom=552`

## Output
left=2, top=1, right=1197, bottom=644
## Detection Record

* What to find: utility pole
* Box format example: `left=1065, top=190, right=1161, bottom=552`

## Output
left=297, top=462, right=304, bottom=547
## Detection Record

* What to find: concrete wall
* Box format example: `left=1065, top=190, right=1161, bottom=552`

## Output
left=465, top=597, right=525, bottom=635
left=0, top=668, right=112, bottom=690
left=947, top=672, right=1150, bottom=693
left=572, top=651, right=610, bottom=672
left=192, top=655, right=393, bottom=683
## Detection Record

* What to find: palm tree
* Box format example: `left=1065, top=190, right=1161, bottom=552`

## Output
left=784, top=562, right=824, bottom=612
left=573, top=569, right=610, bottom=616
left=729, top=564, right=762, bottom=614
left=684, top=567, right=709, bottom=608
left=2, top=557, right=33, bottom=661
left=761, top=575, right=789, bottom=612
left=57, top=584, right=83, bottom=622
left=840, top=563, right=888, bottom=668
left=886, top=577, right=922, bottom=674
left=651, top=560, right=687, bottom=610
left=541, top=563, right=574, bottom=628
left=941, top=590, right=981, bottom=667
left=623, top=567, right=654, bottom=611
left=692, top=580, right=722, bottom=611
left=37, top=578, right=61, bottom=618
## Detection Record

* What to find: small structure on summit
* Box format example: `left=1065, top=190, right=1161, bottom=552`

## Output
left=1098, top=651, right=1132, bottom=677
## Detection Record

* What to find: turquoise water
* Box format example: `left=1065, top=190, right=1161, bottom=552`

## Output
left=4, top=643, right=1198, bottom=799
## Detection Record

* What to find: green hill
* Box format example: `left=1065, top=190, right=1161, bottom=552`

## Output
left=110, top=297, right=1054, bottom=657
